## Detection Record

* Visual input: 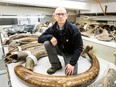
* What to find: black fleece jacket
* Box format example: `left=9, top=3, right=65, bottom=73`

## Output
left=38, top=21, right=83, bottom=66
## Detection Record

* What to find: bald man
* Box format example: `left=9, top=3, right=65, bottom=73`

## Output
left=38, top=7, right=83, bottom=75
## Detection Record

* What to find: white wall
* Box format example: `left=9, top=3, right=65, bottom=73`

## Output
left=0, top=5, right=54, bottom=25
left=0, top=5, right=77, bottom=25
left=0, top=5, right=77, bottom=15
left=0, top=5, right=54, bottom=15
left=0, top=5, right=77, bottom=23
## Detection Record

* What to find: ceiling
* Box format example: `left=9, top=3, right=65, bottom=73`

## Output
left=66, top=0, right=116, bottom=3
left=0, top=0, right=116, bottom=10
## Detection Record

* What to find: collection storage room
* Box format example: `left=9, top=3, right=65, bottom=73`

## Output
left=0, top=0, right=116, bottom=87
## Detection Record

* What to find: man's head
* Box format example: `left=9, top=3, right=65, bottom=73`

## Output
left=53, top=7, right=68, bottom=26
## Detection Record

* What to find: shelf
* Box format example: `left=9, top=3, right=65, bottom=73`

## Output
left=82, top=36, right=116, bottom=48
left=82, top=36, right=116, bottom=64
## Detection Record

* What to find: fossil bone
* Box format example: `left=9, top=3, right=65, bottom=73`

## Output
left=8, top=42, right=42, bottom=53
left=9, top=37, right=38, bottom=47
left=14, top=46, right=100, bottom=87
left=81, top=28, right=95, bottom=38
left=88, top=68, right=116, bottom=87
left=5, top=45, right=47, bottom=64
left=3, top=34, right=39, bottom=45
left=95, top=29, right=112, bottom=42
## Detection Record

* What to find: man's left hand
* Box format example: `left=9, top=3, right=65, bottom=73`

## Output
left=65, top=64, right=74, bottom=76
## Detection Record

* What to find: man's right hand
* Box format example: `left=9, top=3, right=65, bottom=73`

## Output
left=50, top=37, right=57, bottom=46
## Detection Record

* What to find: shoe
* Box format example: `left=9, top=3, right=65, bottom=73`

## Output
left=47, top=66, right=62, bottom=74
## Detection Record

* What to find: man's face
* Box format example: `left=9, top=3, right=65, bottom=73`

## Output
left=53, top=9, right=68, bottom=25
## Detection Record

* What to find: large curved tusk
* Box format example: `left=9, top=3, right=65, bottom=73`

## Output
left=8, top=42, right=42, bottom=53
left=14, top=49, right=100, bottom=87
left=3, top=34, right=39, bottom=45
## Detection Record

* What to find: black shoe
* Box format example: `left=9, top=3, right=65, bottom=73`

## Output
left=47, top=66, right=62, bottom=74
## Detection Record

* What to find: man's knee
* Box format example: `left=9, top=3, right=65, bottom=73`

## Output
left=44, top=41, right=51, bottom=48
left=73, top=64, right=78, bottom=74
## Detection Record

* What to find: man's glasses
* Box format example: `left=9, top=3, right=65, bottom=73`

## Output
left=54, top=13, right=67, bottom=17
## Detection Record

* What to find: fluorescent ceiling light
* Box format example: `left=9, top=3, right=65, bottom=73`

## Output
left=0, top=15, right=45, bottom=18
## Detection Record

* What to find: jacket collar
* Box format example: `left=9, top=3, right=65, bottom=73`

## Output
left=52, top=20, right=69, bottom=30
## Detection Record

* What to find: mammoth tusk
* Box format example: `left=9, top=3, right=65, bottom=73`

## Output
left=3, top=34, right=39, bottom=45
left=14, top=49, right=100, bottom=87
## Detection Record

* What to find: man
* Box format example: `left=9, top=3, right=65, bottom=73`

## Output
left=38, top=7, right=83, bottom=75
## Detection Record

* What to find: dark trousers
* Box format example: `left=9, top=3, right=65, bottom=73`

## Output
left=44, top=41, right=77, bottom=74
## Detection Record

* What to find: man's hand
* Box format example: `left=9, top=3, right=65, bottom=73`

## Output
left=65, top=64, right=74, bottom=76
left=50, top=37, right=57, bottom=46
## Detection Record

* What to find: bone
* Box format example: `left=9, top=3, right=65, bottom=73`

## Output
left=3, top=34, right=39, bottom=45
left=8, top=42, right=42, bottom=53
left=95, top=29, right=112, bottom=42
left=5, top=45, right=47, bottom=64
left=88, top=68, right=116, bottom=87
left=14, top=46, right=100, bottom=87
left=9, top=37, right=38, bottom=47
